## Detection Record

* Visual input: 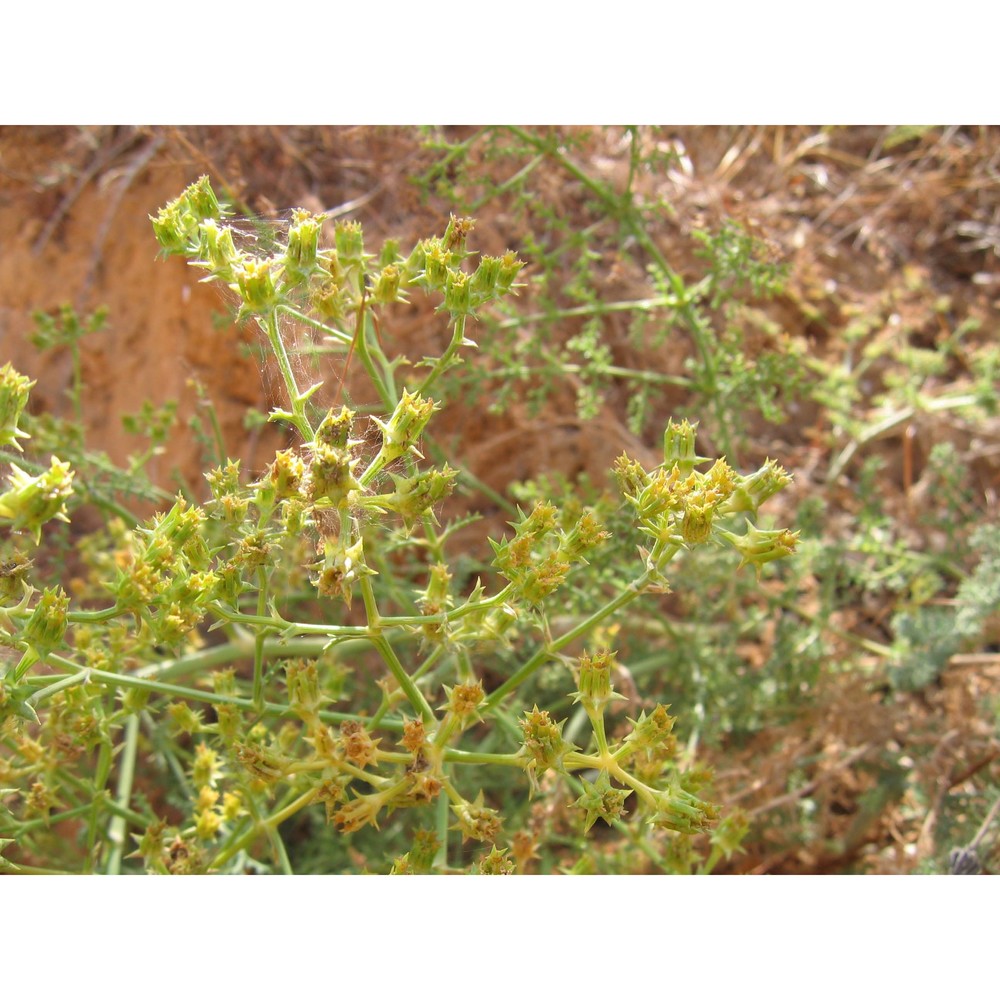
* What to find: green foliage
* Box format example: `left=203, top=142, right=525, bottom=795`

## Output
left=889, top=525, right=1000, bottom=691
left=413, top=126, right=809, bottom=457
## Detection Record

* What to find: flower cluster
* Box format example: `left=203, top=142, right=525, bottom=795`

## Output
left=614, top=417, right=797, bottom=578
left=490, top=500, right=610, bottom=606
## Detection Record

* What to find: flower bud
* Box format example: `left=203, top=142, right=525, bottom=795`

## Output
left=315, top=406, right=356, bottom=450
left=285, top=208, right=325, bottom=273
left=334, top=789, right=387, bottom=832
left=662, top=418, right=709, bottom=475
left=444, top=269, right=472, bottom=315
left=0, top=363, right=34, bottom=452
left=417, top=562, right=452, bottom=617
left=519, top=552, right=570, bottom=605
left=285, top=659, right=326, bottom=718
left=334, top=221, right=365, bottom=264
left=265, top=449, right=305, bottom=500
left=574, top=649, right=618, bottom=709
left=150, top=204, right=190, bottom=255
left=445, top=680, right=484, bottom=722
left=281, top=497, right=306, bottom=535
left=612, top=453, right=651, bottom=500
left=340, top=720, right=381, bottom=769
left=401, top=239, right=428, bottom=284
left=312, top=534, right=375, bottom=606
left=648, top=783, right=719, bottom=834
left=443, top=214, right=474, bottom=253
left=198, top=219, right=241, bottom=281
left=477, top=845, right=514, bottom=875
left=719, top=522, right=799, bottom=577
left=710, top=809, right=750, bottom=861
left=151, top=176, right=224, bottom=255
left=205, top=459, right=242, bottom=499
left=385, top=466, right=457, bottom=530
left=233, top=740, right=288, bottom=784
left=372, top=264, right=402, bottom=304
left=519, top=706, right=573, bottom=777
left=399, top=718, right=427, bottom=754
left=372, top=390, right=438, bottom=464
left=559, top=509, right=611, bottom=562
left=308, top=443, right=360, bottom=507
left=721, top=459, right=793, bottom=516
left=21, top=586, right=68, bottom=658
left=496, top=251, right=524, bottom=293
left=478, top=603, right=518, bottom=644
left=451, top=791, right=501, bottom=843
left=234, top=256, right=279, bottom=313
left=574, top=770, right=631, bottom=832
left=379, top=238, right=401, bottom=268
left=470, top=255, right=502, bottom=300
left=0, top=457, right=74, bottom=543
left=0, top=553, right=32, bottom=602
left=167, top=701, right=205, bottom=735
left=623, top=704, right=677, bottom=755
left=192, top=743, right=224, bottom=789
left=680, top=506, right=713, bottom=544
left=138, top=498, right=205, bottom=566
left=310, top=278, right=349, bottom=323
left=185, top=176, right=224, bottom=224
left=421, top=240, right=450, bottom=289
left=234, top=530, right=273, bottom=571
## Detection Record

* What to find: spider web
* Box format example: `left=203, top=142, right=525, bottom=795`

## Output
left=213, top=212, right=356, bottom=427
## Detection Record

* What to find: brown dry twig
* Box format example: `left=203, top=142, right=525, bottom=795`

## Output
left=32, top=127, right=143, bottom=255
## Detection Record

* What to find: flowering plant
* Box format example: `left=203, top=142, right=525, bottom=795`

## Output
left=0, top=178, right=796, bottom=873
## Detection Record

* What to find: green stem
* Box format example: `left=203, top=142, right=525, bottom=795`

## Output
left=587, top=707, right=610, bottom=756
left=54, top=766, right=153, bottom=828
left=469, top=152, right=546, bottom=212
left=348, top=297, right=397, bottom=412
left=434, top=791, right=449, bottom=870
left=358, top=562, right=382, bottom=629
left=206, top=605, right=372, bottom=640
left=3, top=864, right=78, bottom=875
left=371, top=634, right=436, bottom=725
left=202, top=396, right=228, bottom=469
left=252, top=566, right=269, bottom=712
left=696, top=845, right=724, bottom=876
left=416, top=315, right=467, bottom=398
left=441, top=748, right=523, bottom=767
left=483, top=571, right=652, bottom=711
left=560, top=772, right=676, bottom=873
left=9, top=802, right=96, bottom=837
left=263, top=309, right=314, bottom=442
left=106, top=713, right=140, bottom=875
left=267, top=825, right=294, bottom=875
left=504, top=125, right=731, bottom=455
left=26, top=669, right=91, bottom=706
left=211, top=787, right=316, bottom=870
left=70, top=340, right=84, bottom=428
left=42, top=657, right=401, bottom=730
left=494, top=295, right=682, bottom=328
left=84, top=740, right=114, bottom=873
left=65, top=603, right=122, bottom=624
left=132, top=634, right=259, bottom=679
